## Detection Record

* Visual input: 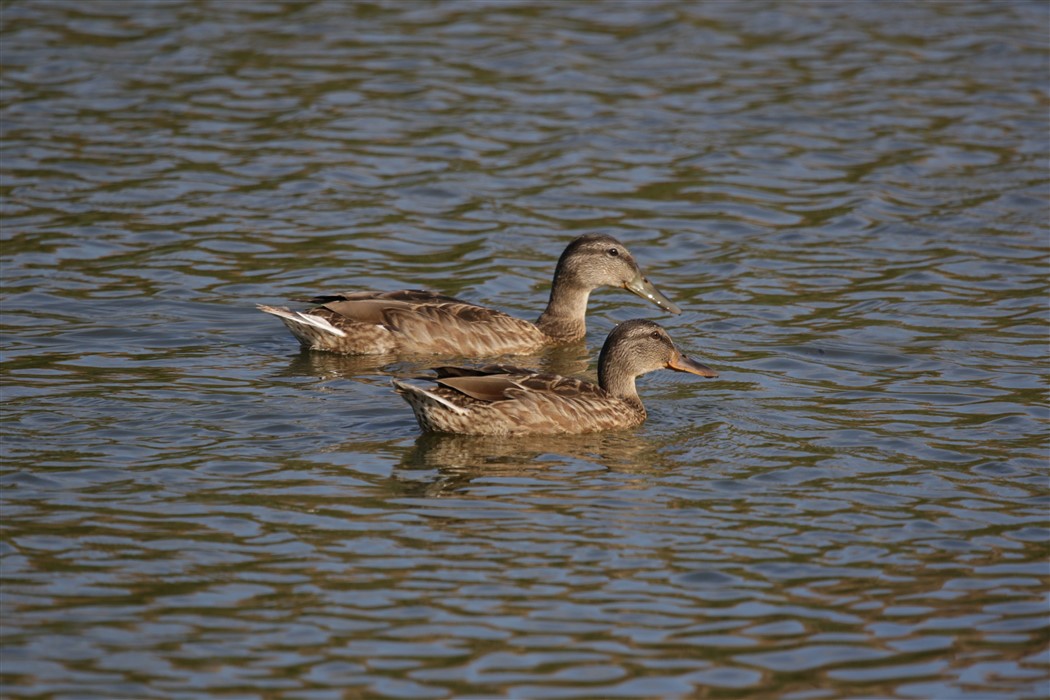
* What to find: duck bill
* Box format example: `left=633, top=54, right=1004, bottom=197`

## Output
left=667, top=352, right=718, bottom=378
left=625, top=272, right=682, bottom=315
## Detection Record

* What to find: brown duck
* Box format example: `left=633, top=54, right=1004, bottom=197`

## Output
left=257, top=234, right=680, bottom=355
left=393, top=319, right=717, bottom=436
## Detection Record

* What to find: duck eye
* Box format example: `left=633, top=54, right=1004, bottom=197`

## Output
left=607, top=248, right=619, bottom=257
left=650, top=331, right=661, bottom=340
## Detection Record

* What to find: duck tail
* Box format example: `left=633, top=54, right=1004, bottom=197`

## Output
left=257, top=304, right=348, bottom=338
left=392, top=379, right=469, bottom=415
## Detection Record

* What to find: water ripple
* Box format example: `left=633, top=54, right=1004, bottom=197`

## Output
left=2, top=0, right=1048, bottom=698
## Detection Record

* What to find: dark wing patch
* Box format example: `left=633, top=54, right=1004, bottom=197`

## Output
left=478, top=363, right=539, bottom=376
left=430, top=364, right=537, bottom=379
left=430, top=366, right=493, bottom=379
left=318, top=299, right=395, bottom=325
left=299, top=289, right=470, bottom=305
left=436, top=374, right=523, bottom=403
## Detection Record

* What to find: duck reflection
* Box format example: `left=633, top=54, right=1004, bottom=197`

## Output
left=276, top=349, right=404, bottom=379
left=394, top=429, right=668, bottom=497
left=271, top=339, right=591, bottom=382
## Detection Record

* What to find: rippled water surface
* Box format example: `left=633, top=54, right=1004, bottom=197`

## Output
left=2, top=1, right=1048, bottom=698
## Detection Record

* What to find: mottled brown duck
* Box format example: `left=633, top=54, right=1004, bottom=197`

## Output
left=393, top=319, right=717, bottom=436
left=257, top=234, right=680, bottom=355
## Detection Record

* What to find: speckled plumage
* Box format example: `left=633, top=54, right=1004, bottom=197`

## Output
left=259, top=234, right=681, bottom=356
left=259, top=290, right=547, bottom=355
left=393, top=320, right=718, bottom=436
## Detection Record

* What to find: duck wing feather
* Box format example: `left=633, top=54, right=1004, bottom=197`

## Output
left=302, top=291, right=546, bottom=355
left=298, top=289, right=467, bottom=306
left=436, top=369, right=609, bottom=405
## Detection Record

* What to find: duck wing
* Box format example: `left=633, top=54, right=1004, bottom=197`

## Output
left=436, top=368, right=608, bottom=404
left=300, top=289, right=467, bottom=307
left=431, top=364, right=536, bottom=379
left=302, top=290, right=546, bottom=355
left=303, top=290, right=472, bottom=327
left=395, top=365, right=636, bottom=436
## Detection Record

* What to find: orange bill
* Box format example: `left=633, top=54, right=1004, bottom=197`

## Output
left=668, top=352, right=717, bottom=378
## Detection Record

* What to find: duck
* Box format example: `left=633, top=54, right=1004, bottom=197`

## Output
left=257, top=234, right=681, bottom=355
left=392, top=319, right=717, bottom=436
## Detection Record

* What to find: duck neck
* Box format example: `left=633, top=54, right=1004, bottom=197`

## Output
left=598, top=344, right=645, bottom=414
left=535, top=277, right=590, bottom=342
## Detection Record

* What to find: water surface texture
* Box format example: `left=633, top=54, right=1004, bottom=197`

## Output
left=2, top=1, right=1048, bottom=698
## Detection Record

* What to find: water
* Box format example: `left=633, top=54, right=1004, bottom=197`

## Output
left=2, top=1, right=1048, bottom=698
